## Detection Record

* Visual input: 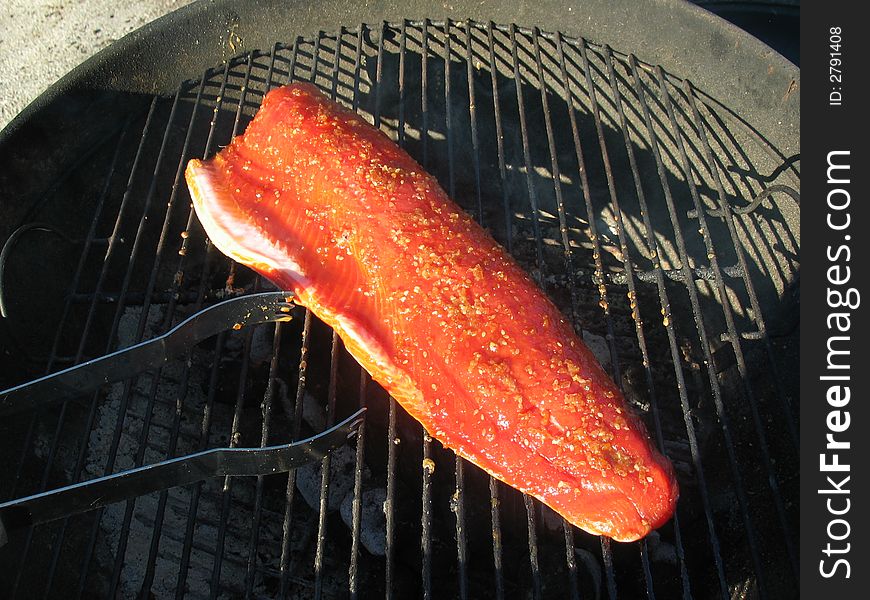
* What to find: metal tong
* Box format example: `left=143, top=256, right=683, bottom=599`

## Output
left=1, top=292, right=298, bottom=416
left=0, top=292, right=366, bottom=546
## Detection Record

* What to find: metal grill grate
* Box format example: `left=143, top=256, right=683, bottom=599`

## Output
left=0, top=19, right=799, bottom=600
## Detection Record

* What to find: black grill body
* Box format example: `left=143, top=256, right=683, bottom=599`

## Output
left=0, top=3, right=798, bottom=599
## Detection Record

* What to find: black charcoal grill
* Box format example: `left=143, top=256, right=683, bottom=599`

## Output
left=0, top=1, right=799, bottom=598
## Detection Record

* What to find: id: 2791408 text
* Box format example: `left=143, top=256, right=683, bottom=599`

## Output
left=829, top=26, right=844, bottom=106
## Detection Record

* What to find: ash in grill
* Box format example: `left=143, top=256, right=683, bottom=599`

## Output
left=0, top=18, right=799, bottom=600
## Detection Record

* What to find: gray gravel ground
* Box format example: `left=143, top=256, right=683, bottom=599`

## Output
left=0, top=1, right=795, bottom=132
left=0, top=0, right=193, bottom=131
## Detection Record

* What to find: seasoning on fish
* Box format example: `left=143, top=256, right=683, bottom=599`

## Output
left=185, top=83, right=678, bottom=542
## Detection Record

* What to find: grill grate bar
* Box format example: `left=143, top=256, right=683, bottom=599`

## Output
left=419, top=300, right=437, bottom=570
left=656, top=65, right=790, bottom=596
left=530, top=28, right=601, bottom=599
left=146, top=229, right=218, bottom=599
left=486, top=21, right=512, bottom=257
left=235, top=44, right=300, bottom=598
left=383, top=20, right=401, bottom=600
left=244, top=320, right=284, bottom=597
left=15, top=94, right=165, bottom=599
left=384, top=395, right=399, bottom=600
left=564, top=31, right=644, bottom=599
left=348, top=367, right=368, bottom=599
left=312, top=39, right=346, bottom=599
left=443, top=21, right=457, bottom=201
left=112, top=77, right=210, bottom=596
left=418, top=20, right=435, bottom=600
left=622, top=53, right=739, bottom=596
left=597, top=43, right=698, bottom=599
left=348, top=22, right=389, bottom=599
left=680, top=79, right=798, bottom=578
left=124, top=70, right=252, bottom=597
left=148, top=58, right=243, bottom=599
left=275, top=38, right=305, bottom=600
left=7, top=122, right=131, bottom=502
left=7, top=120, right=133, bottom=599
left=175, top=325, right=226, bottom=598
left=563, top=524, right=581, bottom=600
left=444, top=20, right=470, bottom=600
left=454, top=459, right=469, bottom=597
left=679, top=104, right=799, bottom=452
left=242, top=46, right=283, bottom=600
left=347, top=26, right=367, bottom=600
left=73, top=95, right=170, bottom=596
left=278, top=307, right=313, bottom=599
left=313, top=331, right=341, bottom=598
left=119, top=72, right=211, bottom=589
left=488, top=477, right=505, bottom=600
left=593, top=41, right=716, bottom=598
left=507, top=24, right=547, bottom=600
left=101, top=85, right=197, bottom=599
left=509, top=23, right=546, bottom=280
left=613, top=42, right=709, bottom=596
left=464, top=23, right=484, bottom=222
left=482, top=23, right=507, bottom=599
left=523, top=494, right=543, bottom=600
left=600, top=538, right=618, bottom=600
left=568, top=34, right=635, bottom=600
left=205, top=59, right=260, bottom=600
left=631, top=58, right=764, bottom=596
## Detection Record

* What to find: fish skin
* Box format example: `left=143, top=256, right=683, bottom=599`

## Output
left=185, top=82, right=678, bottom=542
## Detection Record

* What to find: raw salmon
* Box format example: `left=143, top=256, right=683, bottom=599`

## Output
left=185, top=83, right=677, bottom=541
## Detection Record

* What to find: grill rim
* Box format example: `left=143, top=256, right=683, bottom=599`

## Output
left=0, top=0, right=798, bottom=169
left=0, top=5, right=800, bottom=600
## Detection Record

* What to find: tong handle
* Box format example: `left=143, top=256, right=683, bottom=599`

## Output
left=0, top=408, right=365, bottom=546
left=0, top=291, right=295, bottom=416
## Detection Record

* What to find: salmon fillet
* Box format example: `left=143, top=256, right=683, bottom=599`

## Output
left=185, top=82, right=677, bottom=542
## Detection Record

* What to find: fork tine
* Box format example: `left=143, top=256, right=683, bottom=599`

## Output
left=0, top=291, right=297, bottom=416
left=0, top=407, right=365, bottom=544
